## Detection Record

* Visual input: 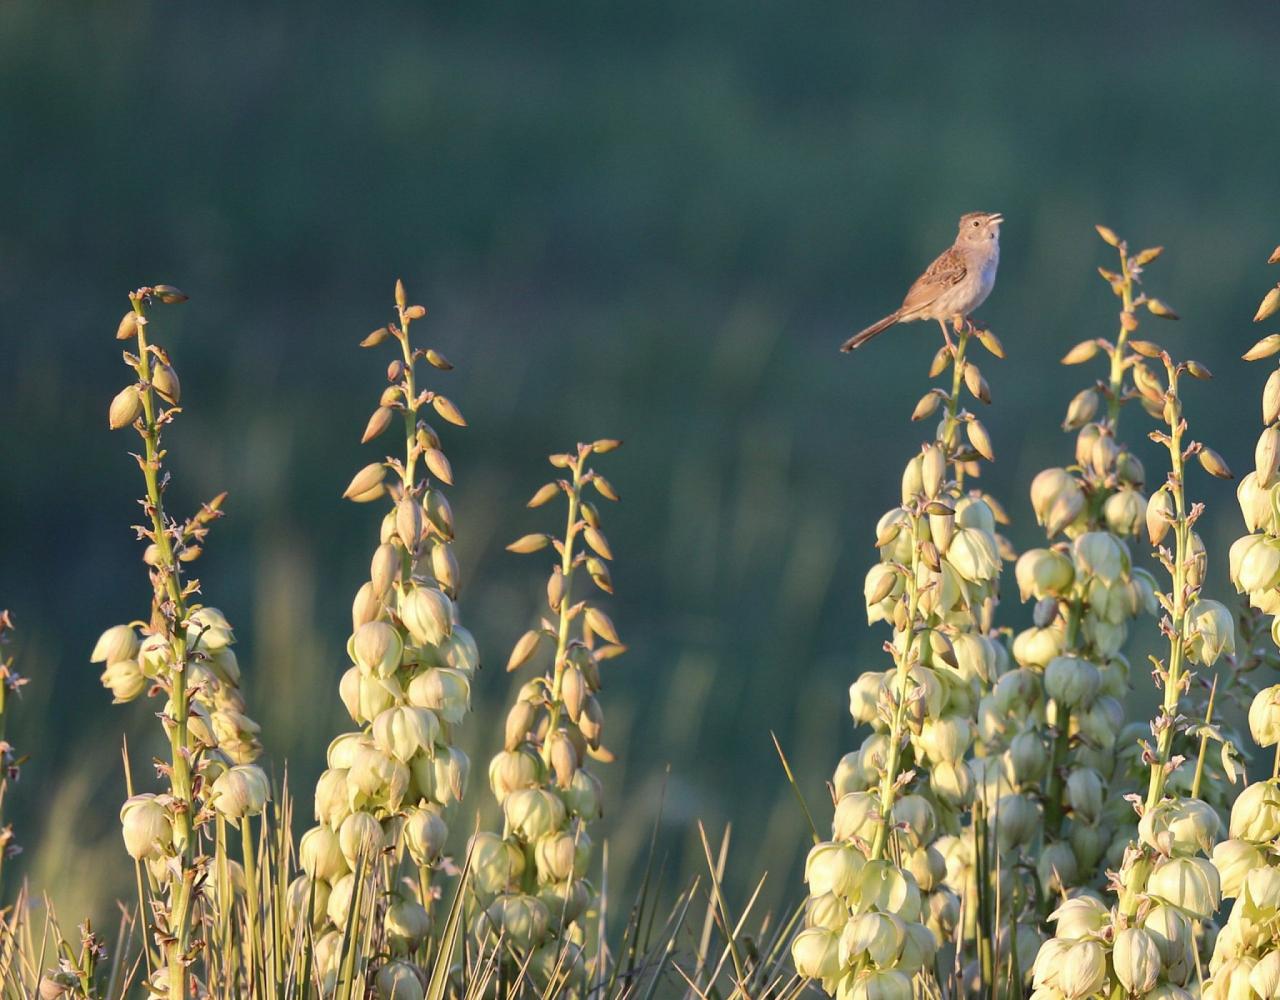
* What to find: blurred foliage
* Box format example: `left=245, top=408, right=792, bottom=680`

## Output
left=0, top=0, right=1278, bottom=934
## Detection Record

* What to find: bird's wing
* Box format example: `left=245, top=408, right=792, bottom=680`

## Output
left=900, top=246, right=967, bottom=314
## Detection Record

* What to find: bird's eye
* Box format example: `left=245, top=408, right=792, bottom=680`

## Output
left=971, top=219, right=980, bottom=227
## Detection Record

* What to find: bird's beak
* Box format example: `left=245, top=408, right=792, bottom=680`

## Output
left=987, top=213, right=1004, bottom=226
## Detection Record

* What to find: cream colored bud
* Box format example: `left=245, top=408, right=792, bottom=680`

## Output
left=534, top=830, right=588, bottom=883
left=400, top=586, right=453, bottom=647
left=1147, top=487, right=1176, bottom=545
left=406, top=667, right=470, bottom=726
left=504, top=788, right=566, bottom=842
left=438, top=625, right=479, bottom=674
left=849, top=672, right=885, bottom=725
left=1015, top=548, right=1074, bottom=601
left=108, top=384, right=143, bottom=429
left=1072, top=531, right=1128, bottom=584
left=373, top=705, right=440, bottom=762
left=1113, top=927, right=1162, bottom=995
left=1066, top=768, right=1105, bottom=823
left=1057, top=940, right=1107, bottom=1000
left=929, top=760, right=974, bottom=807
left=1230, top=779, right=1280, bottom=842
left=374, top=960, right=425, bottom=1000
left=921, top=444, right=946, bottom=498
left=339, top=667, right=397, bottom=725
left=299, top=825, right=348, bottom=881
left=352, top=621, right=403, bottom=677
left=1259, top=425, right=1280, bottom=488
left=1250, top=951, right=1280, bottom=1000
left=805, top=841, right=865, bottom=899
left=1104, top=488, right=1145, bottom=536
left=1147, top=856, right=1221, bottom=919
left=1186, top=599, right=1236, bottom=666
left=370, top=544, right=399, bottom=597
left=951, top=633, right=997, bottom=685
left=211, top=765, right=270, bottom=820
left=468, top=832, right=523, bottom=897
left=1139, top=798, right=1220, bottom=857
left=314, top=768, right=352, bottom=828
left=1012, top=625, right=1064, bottom=668
left=901, top=456, right=924, bottom=504
left=791, top=927, right=841, bottom=981
left=1232, top=534, right=1280, bottom=593
left=384, top=898, right=431, bottom=956
left=401, top=805, right=448, bottom=865
left=946, top=527, right=999, bottom=583
left=1048, top=895, right=1108, bottom=940
left=349, top=745, right=409, bottom=808
left=840, top=911, right=907, bottom=969
left=832, top=791, right=879, bottom=843
left=1251, top=686, right=1280, bottom=748
left=1037, top=841, right=1078, bottom=895
left=481, top=894, right=550, bottom=951
left=917, top=717, right=974, bottom=765
left=1212, top=839, right=1265, bottom=898
left=864, top=565, right=900, bottom=621
left=1044, top=656, right=1101, bottom=709
left=1009, top=731, right=1047, bottom=784
left=1064, top=388, right=1100, bottom=430
left=120, top=794, right=172, bottom=861
left=395, top=496, right=425, bottom=551
left=419, top=746, right=469, bottom=808
left=1031, top=468, right=1085, bottom=536
left=564, top=768, right=602, bottom=819
left=338, top=810, right=386, bottom=867
left=352, top=582, right=383, bottom=630
left=101, top=659, right=147, bottom=702
left=537, top=879, right=591, bottom=927
left=92, top=624, right=140, bottom=663
left=994, top=794, right=1039, bottom=852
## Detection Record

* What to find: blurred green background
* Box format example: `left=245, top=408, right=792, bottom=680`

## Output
left=1, top=0, right=1278, bottom=931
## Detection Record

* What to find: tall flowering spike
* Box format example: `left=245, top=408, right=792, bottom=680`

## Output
left=298, top=282, right=478, bottom=994
left=476, top=439, right=624, bottom=989
left=93, top=287, right=267, bottom=1000
left=1204, top=246, right=1280, bottom=996
left=798, top=320, right=1014, bottom=996
left=1032, top=230, right=1237, bottom=998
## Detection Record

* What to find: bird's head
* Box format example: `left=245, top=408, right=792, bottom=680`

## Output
left=957, top=211, right=1003, bottom=246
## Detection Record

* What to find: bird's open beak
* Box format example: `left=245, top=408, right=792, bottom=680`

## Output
left=987, top=213, right=1004, bottom=225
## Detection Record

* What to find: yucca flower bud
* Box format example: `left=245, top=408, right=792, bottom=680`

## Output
left=792, top=926, right=841, bottom=981
left=563, top=768, right=602, bottom=819
left=806, top=841, right=865, bottom=899
left=481, top=894, right=550, bottom=951
left=1047, top=895, right=1108, bottom=941
left=1037, top=841, right=1078, bottom=895
left=1186, top=599, right=1236, bottom=666
left=91, top=624, right=140, bottom=664
left=352, top=621, right=404, bottom=677
left=1250, top=951, right=1280, bottom=1000
left=533, top=830, right=587, bottom=883
left=1073, top=531, right=1128, bottom=584
left=405, top=667, right=470, bottom=726
left=995, top=794, right=1040, bottom=852
left=101, top=658, right=147, bottom=702
left=951, top=633, right=997, bottom=685
left=504, top=787, right=567, bottom=842
left=1065, top=768, right=1105, bottom=822
left=1057, top=939, right=1107, bottom=1000
left=1250, top=686, right=1280, bottom=750
left=188, top=606, right=234, bottom=651
left=374, top=961, right=425, bottom=1000
left=1015, top=548, right=1075, bottom=601
left=1008, top=730, right=1047, bottom=784
left=384, top=897, right=431, bottom=955
left=108, top=384, right=143, bottom=429
left=843, top=969, right=912, bottom=1000
left=210, top=764, right=270, bottom=819
left=120, top=794, right=172, bottom=861
left=1104, top=488, right=1146, bottom=536
left=372, top=705, right=440, bottom=762
left=1245, top=865, right=1280, bottom=915
left=917, top=716, right=974, bottom=765
left=849, top=672, right=885, bottom=725
left=1211, top=839, right=1266, bottom=898
left=1147, top=856, right=1221, bottom=919
left=1233, top=534, right=1280, bottom=593
left=1011, top=626, right=1064, bottom=668
left=489, top=748, right=542, bottom=803
left=1113, top=927, right=1162, bottom=995
left=300, top=825, right=348, bottom=882
left=352, top=582, right=384, bottom=630
left=1146, top=486, right=1176, bottom=545
left=832, top=791, right=878, bottom=843
left=1139, top=797, right=1221, bottom=857
left=946, top=527, right=999, bottom=583
left=1044, top=656, right=1101, bottom=709
left=138, top=633, right=172, bottom=677
left=1031, top=468, right=1085, bottom=536
left=400, top=585, right=453, bottom=648
left=840, top=911, right=907, bottom=968
left=338, top=810, right=386, bottom=868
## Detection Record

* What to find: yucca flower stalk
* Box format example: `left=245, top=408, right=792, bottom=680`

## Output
left=92, top=286, right=269, bottom=1000
left=1000, top=229, right=1164, bottom=911
left=794, top=321, right=1012, bottom=998
left=1032, top=319, right=1238, bottom=1000
left=296, top=281, right=477, bottom=998
left=1198, top=247, right=1280, bottom=1000
left=0, top=610, right=26, bottom=896
left=476, top=439, right=624, bottom=992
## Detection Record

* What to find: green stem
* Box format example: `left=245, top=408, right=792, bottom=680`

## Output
left=541, top=452, right=587, bottom=769
left=241, top=817, right=261, bottom=992
left=945, top=329, right=971, bottom=491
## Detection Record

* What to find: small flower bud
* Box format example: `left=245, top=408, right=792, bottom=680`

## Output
left=504, top=788, right=567, bottom=841
left=1015, top=548, right=1074, bottom=601
left=791, top=927, right=841, bottom=981
left=1230, top=780, right=1280, bottom=843
left=352, top=621, right=404, bottom=677
left=91, top=624, right=140, bottom=663
left=374, top=961, right=425, bottom=1000
left=804, top=841, right=865, bottom=899
left=481, top=894, right=550, bottom=951
left=1031, top=468, right=1085, bottom=536
left=1057, top=940, right=1106, bottom=1000
left=211, top=765, right=270, bottom=820
left=120, top=794, right=172, bottom=861
left=1048, top=895, right=1108, bottom=940
left=338, top=810, right=386, bottom=868
left=101, top=658, right=147, bottom=702
left=400, top=586, right=453, bottom=647
left=108, top=385, right=143, bottom=429
left=384, top=898, right=432, bottom=956
left=1147, top=856, right=1221, bottom=919
left=1044, top=656, right=1101, bottom=709
left=1113, top=927, right=1162, bottom=995
left=1186, top=599, right=1237, bottom=666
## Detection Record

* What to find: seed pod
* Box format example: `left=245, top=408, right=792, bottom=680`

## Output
left=507, top=630, right=542, bottom=673
left=108, top=385, right=143, bottom=429
left=362, top=407, right=394, bottom=443
left=1146, top=298, right=1179, bottom=319
left=1146, top=487, right=1175, bottom=545
left=431, top=395, right=466, bottom=427
left=152, top=285, right=188, bottom=304
left=1246, top=334, right=1280, bottom=361
left=1258, top=426, right=1280, bottom=487
left=579, top=696, right=604, bottom=748
left=1063, top=388, right=1099, bottom=430
left=1095, top=224, right=1120, bottom=247
left=396, top=496, right=424, bottom=550
left=964, top=362, right=990, bottom=404
left=1061, top=340, right=1099, bottom=365
left=546, top=568, right=566, bottom=612
left=430, top=541, right=459, bottom=595
left=116, top=311, right=139, bottom=341
left=912, top=391, right=942, bottom=422
left=1199, top=446, right=1233, bottom=480
left=562, top=666, right=586, bottom=721
left=370, top=543, right=399, bottom=597
left=1263, top=370, right=1280, bottom=425
left=422, top=489, right=453, bottom=540
left=344, top=463, right=386, bottom=500
left=583, top=526, right=612, bottom=560
left=584, top=607, right=620, bottom=644
left=967, top=419, right=994, bottom=461
left=1257, top=287, right=1280, bottom=323
left=921, top=444, right=946, bottom=498
left=424, top=449, right=453, bottom=487
left=548, top=731, right=578, bottom=789
left=152, top=364, right=180, bottom=404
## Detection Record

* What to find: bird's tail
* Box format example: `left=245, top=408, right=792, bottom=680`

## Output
left=840, top=312, right=900, bottom=352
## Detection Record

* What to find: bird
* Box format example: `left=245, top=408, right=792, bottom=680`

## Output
left=841, top=212, right=1003, bottom=352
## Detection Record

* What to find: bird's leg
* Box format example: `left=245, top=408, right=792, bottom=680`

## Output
left=937, top=317, right=955, bottom=354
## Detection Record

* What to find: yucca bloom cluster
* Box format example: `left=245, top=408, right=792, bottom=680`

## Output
left=95, top=286, right=270, bottom=999
left=795, top=323, right=1014, bottom=995
left=297, top=283, right=476, bottom=997
left=474, top=439, right=624, bottom=992
left=1032, top=322, right=1237, bottom=999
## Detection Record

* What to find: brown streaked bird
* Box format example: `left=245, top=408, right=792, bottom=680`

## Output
left=841, top=212, right=1003, bottom=352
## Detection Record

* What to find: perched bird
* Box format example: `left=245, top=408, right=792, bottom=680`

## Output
left=841, top=212, right=1003, bottom=352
